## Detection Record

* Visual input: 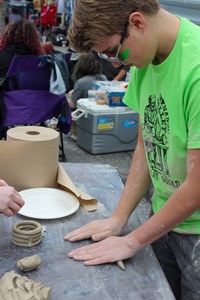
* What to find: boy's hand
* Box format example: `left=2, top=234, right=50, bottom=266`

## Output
left=64, top=216, right=126, bottom=242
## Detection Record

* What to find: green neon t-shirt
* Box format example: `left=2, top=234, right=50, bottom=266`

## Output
left=123, top=17, right=200, bottom=234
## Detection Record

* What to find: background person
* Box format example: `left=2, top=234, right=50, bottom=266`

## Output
left=67, top=52, right=107, bottom=110
left=0, top=18, right=44, bottom=79
left=64, top=0, right=200, bottom=299
left=93, top=50, right=130, bottom=81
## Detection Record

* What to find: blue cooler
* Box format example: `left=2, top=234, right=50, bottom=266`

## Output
left=72, top=98, right=138, bottom=154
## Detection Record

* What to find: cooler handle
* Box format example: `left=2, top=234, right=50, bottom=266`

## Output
left=72, top=108, right=87, bottom=120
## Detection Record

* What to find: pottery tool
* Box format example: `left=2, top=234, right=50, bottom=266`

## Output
left=116, top=260, right=125, bottom=271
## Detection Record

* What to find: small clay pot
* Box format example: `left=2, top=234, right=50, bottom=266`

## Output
left=12, top=220, right=42, bottom=247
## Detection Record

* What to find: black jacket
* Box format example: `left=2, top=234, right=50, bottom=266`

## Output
left=0, top=45, right=33, bottom=79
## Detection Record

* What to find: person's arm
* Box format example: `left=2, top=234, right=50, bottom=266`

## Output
left=67, top=98, right=76, bottom=110
left=68, top=146, right=200, bottom=266
left=129, top=147, right=200, bottom=247
left=65, top=121, right=151, bottom=242
left=67, top=89, right=76, bottom=109
left=113, top=69, right=127, bottom=81
left=0, top=180, right=25, bottom=216
left=111, top=123, right=151, bottom=223
left=68, top=81, right=82, bottom=109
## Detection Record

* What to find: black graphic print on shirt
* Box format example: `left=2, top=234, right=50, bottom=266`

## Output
left=141, top=94, right=180, bottom=188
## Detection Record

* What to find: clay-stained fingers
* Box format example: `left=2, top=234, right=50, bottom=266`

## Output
left=0, top=185, right=24, bottom=205
left=68, top=237, right=124, bottom=265
left=68, top=242, right=108, bottom=262
left=91, top=230, right=113, bottom=242
left=64, top=219, right=104, bottom=241
left=0, top=180, right=8, bottom=187
left=65, top=228, right=112, bottom=243
left=64, top=218, right=122, bottom=242
left=3, top=208, right=15, bottom=217
left=8, top=187, right=25, bottom=208
left=9, top=201, right=22, bottom=214
left=68, top=236, right=135, bottom=267
left=14, top=194, right=25, bottom=208
left=64, top=224, right=97, bottom=242
left=64, top=221, right=111, bottom=242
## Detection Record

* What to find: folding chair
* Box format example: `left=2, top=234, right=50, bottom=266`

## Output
left=0, top=54, right=72, bottom=162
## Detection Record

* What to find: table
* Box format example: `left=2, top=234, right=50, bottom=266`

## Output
left=0, top=163, right=175, bottom=300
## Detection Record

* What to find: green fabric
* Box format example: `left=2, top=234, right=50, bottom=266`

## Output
left=123, top=17, right=200, bottom=234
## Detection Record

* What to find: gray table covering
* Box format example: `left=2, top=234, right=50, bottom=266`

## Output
left=0, top=163, right=175, bottom=300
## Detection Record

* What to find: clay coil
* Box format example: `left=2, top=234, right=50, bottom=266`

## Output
left=12, top=220, right=42, bottom=247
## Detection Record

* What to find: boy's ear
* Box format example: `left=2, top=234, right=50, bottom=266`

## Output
left=128, top=12, right=146, bottom=31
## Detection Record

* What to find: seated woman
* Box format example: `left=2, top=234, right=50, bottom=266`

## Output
left=0, top=18, right=44, bottom=79
left=67, top=52, right=107, bottom=109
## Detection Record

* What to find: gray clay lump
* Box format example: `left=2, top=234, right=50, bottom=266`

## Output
left=17, top=255, right=41, bottom=271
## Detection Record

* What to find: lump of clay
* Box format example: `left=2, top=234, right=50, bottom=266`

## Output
left=0, top=270, right=51, bottom=300
left=17, top=255, right=41, bottom=272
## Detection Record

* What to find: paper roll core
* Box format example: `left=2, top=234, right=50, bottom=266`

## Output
left=26, top=131, right=40, bottom=136
left=7, top=126, right=59, bottom=142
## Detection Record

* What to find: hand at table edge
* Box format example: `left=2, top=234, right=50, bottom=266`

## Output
left=67, top=235, right=141, bottom=266
left=64, top=216, right=126, bottom=242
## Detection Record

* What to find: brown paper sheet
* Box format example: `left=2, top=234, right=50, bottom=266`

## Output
left=0, top=126, right=98, bottom=211
left=0, top=141, right=59, bottom=190
left=57, top=164, right=97, bottom=211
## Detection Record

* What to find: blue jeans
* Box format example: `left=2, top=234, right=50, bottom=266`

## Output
left=152, top=230, right=200, bottom=299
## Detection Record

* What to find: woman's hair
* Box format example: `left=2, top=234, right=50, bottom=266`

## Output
left=42, top=41, right=54, bottom=54
left=0, top=18, right=44, bottom=55
left=67, top=0, right=161, bottom=53
left=72, top=52, right=102, bottom=82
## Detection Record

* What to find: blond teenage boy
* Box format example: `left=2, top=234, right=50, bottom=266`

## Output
left=64, top=1, right=200, bottom=298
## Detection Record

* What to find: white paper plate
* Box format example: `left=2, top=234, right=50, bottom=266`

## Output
left=18, top=188, right=80, bottom=219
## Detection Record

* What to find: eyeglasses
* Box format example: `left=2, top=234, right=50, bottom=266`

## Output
left=98, top=24, right=128, bottom=64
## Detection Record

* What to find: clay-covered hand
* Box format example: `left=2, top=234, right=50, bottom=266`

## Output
left=68, top=235, right=141, bottom=266
left=0, top=180, right=25, bottom=216
left=64, top=216, right=126, bottom=242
